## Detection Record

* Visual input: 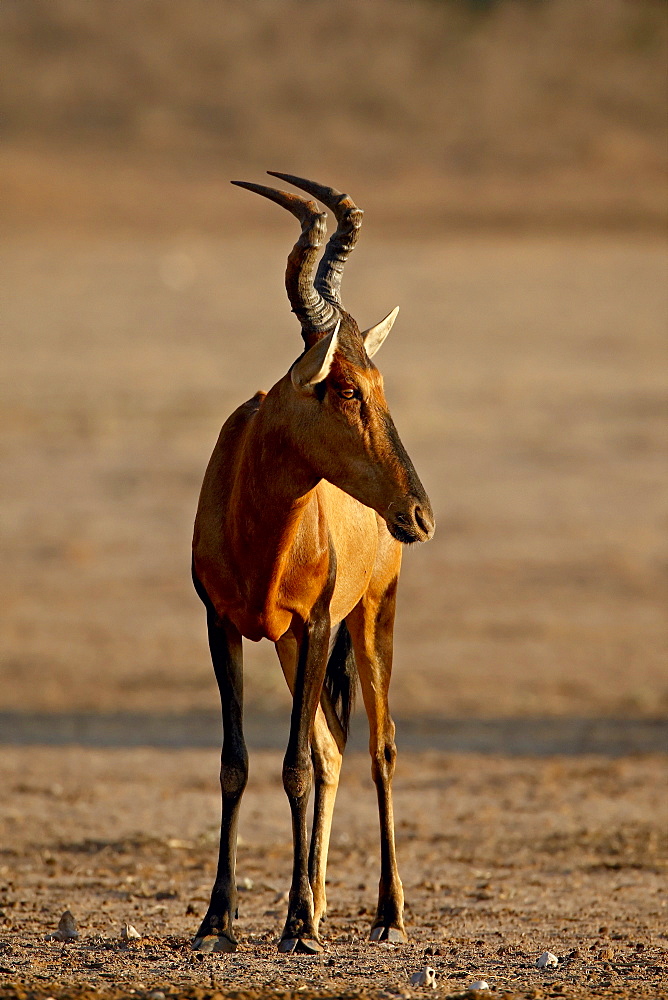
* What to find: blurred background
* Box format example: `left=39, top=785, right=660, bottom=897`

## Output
left=1, top=0, right=666, bottom=730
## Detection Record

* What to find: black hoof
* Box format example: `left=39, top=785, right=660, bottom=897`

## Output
left=192, top=934, right=237, bottom=953
left=370, top=925, right=406, bottom=943
left=278, top=936, right=323, bottom=954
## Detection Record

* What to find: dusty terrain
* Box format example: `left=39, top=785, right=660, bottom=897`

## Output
left=1, top=0, right=666, bottom=235
left=1, top=748, right=667, bottom=1000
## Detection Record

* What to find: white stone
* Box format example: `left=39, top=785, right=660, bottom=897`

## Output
left=121, top=923, right=141, bottom=940
left=536, top=951, right=559, bottom=968
left=410, top=966, right=437, bottom=988
left=468, top=982, right=490, bottom=992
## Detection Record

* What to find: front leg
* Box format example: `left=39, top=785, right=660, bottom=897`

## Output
left=192, top=604, right=248, bottom=953
left=279, top=611, right=332, bottom=954
left=347, top=570, right=407, bottom=945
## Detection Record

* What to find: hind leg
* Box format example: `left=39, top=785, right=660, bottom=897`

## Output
left=276, top=633, right=345, bottom=936
left=192, top=606, right=248, bottom=953
left=309, top=695, right=345, bottom=930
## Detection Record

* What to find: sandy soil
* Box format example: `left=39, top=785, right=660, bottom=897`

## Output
left=1, top=747, right=667, bottom=999
left=1, top=1, right=666, bottom=234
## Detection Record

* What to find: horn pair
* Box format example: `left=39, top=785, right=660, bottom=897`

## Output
left=231, top=172, right=363, bottom=343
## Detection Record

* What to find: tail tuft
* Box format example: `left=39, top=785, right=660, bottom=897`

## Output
left=323, top=621, right=357, bottom=739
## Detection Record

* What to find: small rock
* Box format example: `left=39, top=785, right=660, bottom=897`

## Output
left=536, top=950, right=559, bottom=968
left=468, top=982, right=490, bottom=992
left=148, top=993, right=165, bottom=1000
left=121, top=923, right=141, bottom=940
left=410, top=966, right=437, bottom=988
left=48, top=910, right=79, bottom=941
left=238, top=876, right=254, bottom=891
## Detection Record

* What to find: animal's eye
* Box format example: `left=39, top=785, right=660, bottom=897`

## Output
left=338, top=387, right=356, bottom=400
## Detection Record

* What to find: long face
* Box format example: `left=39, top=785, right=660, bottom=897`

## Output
left=287, top=321, right=435, bottom=544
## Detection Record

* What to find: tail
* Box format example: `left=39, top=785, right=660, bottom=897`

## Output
left=323, top=620, right=357, bottom=740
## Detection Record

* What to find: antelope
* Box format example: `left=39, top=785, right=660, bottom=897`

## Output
left=191, top=172, right=434, bottom=955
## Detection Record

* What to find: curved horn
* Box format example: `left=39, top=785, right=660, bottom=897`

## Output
left=231, top=180, right=339, bottom=340
left=268, top=172, right=363, bottom=308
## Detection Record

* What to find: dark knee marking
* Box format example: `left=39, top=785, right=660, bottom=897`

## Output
left=372, top=740, right=397, bottom=783
left=283, top=763, right=312, bottom=800
left=220, top=760, right=248, bottom=799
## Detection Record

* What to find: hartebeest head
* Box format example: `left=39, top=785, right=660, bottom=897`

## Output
left=232, top=173, right=434, bottom=544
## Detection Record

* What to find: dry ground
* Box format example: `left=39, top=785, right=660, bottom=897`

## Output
left=1, top=0, right=666, bottom=234
left=0, top=748, right=667, bottom=1000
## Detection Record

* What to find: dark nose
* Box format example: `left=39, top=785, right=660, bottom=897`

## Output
left=390, top=499, right=435, bottom=543
left=414, top=504, right=435, bottom=539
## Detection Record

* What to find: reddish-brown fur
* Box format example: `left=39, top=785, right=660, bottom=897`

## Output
left=191, top=175, right=434, bottom=955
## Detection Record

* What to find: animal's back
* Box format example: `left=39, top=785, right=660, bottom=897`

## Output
left=193, top=391, right=265, bottom=565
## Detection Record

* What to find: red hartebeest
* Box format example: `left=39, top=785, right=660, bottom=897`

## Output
left=191, top=173, right=434, bottom=955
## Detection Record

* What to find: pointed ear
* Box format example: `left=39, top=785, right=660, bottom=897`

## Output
left=362, top=306, right=399, bottom=359
left=291, top=320, right=340, bottom=392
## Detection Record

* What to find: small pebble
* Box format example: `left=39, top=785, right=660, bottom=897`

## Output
left=121, top=923, right=141, bottom=940
left=468, top=982, right=489, bottom=992
left=410, top=966, right=437, bottom=988
left=238, top=876, right=254, bottom=890
left=148, top=993, right=165, bottom=1000
left=536, top=950, right=559, bottom=968
left=48, top=910, right=79, bottom=941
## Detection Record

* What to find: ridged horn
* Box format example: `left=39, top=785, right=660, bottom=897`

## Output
left=231, top=180, right=339, bottom=340
left=267, top=172, right=363, bottom=309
